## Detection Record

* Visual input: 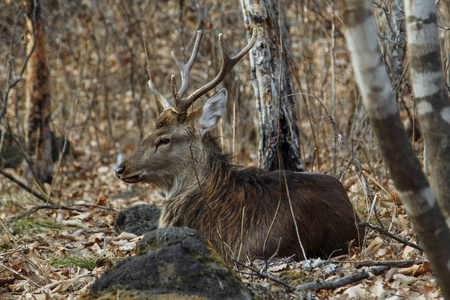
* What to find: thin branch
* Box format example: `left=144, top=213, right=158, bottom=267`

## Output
left=0, top=262, right=42, bottom=288
left=282, top=170, right=307, bottom=259
left=0, top=168, right=53, bottom=204
left=295, top=266, right=389, bottom=291
left=352, top=259, right=425, bottom=268
left=359, top=222, right=423, bottom=251
left=7, top=204, right=84, bottom=225
left=234, top=260, right=295, bottom=290
left=314, top=96, right=384, bottom=229
left=7, top=123, right=47, bottom=193
left=0, top=169, right=84, bottom=225
left=69, top=203, right=117, bottom=212
left=188, top=143, right=212, bottom=238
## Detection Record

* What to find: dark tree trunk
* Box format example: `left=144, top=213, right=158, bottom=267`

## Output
left=239, top=0, right=304, bottom=172
left=25, top=0, right=53, bottom=184
left=342, top=0, right=450, bottom=297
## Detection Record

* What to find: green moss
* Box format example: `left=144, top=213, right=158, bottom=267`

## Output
left=279, top=270, right=306, bottom=285
left=11, top=218, right=64, bottom=235
left=50, top=255, right=123, bottom=272
left=50, top=256, right=97, bottom=271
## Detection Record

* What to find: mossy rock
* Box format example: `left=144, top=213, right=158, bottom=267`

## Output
left=114, top=204, right=161, bottom=236
left=83, top=227, right=253, bottom=300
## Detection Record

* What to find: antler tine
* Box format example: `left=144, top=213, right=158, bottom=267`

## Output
left=148, top=79, right=173, bottom=110
left=170, top=75, right=183, bottom=111
left=180, top=28, right=258, bottom=112
left=171, top=30, right=204, bottom=99
left=147, top=30, right=203, bottom=112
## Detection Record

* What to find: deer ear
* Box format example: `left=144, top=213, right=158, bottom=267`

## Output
left=199, top=88, right=227, bottom=135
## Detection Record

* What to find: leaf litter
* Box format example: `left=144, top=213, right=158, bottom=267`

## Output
left=0, top=155, right=443, bottom=299
left=0, top=4, right=442, bottom=296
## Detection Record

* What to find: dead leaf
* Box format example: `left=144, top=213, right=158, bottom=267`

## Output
left=60, top=219, right=90, bottom=229
left=343, top=283, right=367, bottom=299
left=398, top=261, right=431, bottom=276
left=401, top=246, right=418, bottom=260
left=268, top=263, right=288, bottom=273
left=392, top=274, right=418, bottom=287
left=365, top=236, right=384, bottom=254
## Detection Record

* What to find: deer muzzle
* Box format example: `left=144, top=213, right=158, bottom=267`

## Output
left=115, top=163, right=142, bottom=183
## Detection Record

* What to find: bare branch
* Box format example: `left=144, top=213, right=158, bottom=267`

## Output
left=295, top=266, right=389, bottom=291
left=6, top=205, right=84, bottom=225
left=0, top=168, right=53, bottom=205
left=352, top=259, right=425, bottom=268
left=315, top=96, right=384, bottom=229
left=359, top=222, right=423, bottom=252
left=234, top=260, right=295, bottom=290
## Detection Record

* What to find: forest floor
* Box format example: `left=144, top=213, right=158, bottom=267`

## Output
left=0, top=2, right=445, bottom=298
left=0, top=149, right=441, bottom=299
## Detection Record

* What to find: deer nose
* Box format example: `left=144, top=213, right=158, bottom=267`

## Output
left=115, top=165, right=125, bottom=179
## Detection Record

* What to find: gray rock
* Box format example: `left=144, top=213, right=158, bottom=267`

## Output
left=114, top=204, right=161, bottom=236
left=84, top=227, right=253, bottom=300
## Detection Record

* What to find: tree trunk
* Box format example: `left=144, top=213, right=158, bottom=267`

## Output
left=385, top=1, right=406, bottom=89
left=404, top=0, right=450, bottom=224
left=341, top=0, right=450, bottom=297
left=25, top=0, right=53, bottom=184
left=239, top=0, right=304, bottom=172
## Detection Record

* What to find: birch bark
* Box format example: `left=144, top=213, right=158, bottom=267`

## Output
left=342, top=0, right=450, bottom=296
left=404, top=0, right=450, bottom=223
left=239, top=0, right=304, bottom=172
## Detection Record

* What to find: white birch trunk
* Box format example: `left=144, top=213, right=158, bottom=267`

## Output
left=342, top=0, right=450, bottom=297
left=404, top=0, right=450, bottom=224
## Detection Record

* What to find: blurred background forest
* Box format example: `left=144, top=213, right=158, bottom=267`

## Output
left=0, top=0, right=449, bottom=298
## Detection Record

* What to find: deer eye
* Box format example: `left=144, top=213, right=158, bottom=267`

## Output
left=157, top=138, right=171, bottom=148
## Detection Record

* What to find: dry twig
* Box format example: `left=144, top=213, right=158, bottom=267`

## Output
left=359, top=222, right=423, bottom=252
left=353, top=259, right=425, bottom=268
left=7, top=204, right=84, bottom=225
left=295, top=266, right=389, bottom=291
left=234, top=260, right=295, bottom=290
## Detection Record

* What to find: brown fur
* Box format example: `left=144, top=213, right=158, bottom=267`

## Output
left=117, top=109, right=361, bottom=261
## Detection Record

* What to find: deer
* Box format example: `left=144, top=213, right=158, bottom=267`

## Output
left=116, top=29, right=361, bottom=262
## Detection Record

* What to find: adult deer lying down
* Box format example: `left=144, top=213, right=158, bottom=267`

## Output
left=116, top=29, right=361, bottom=261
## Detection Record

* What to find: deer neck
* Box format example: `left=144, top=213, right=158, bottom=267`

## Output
left=166, top=134, right=232, bottom=202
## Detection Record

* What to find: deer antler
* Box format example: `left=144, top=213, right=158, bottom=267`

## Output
left=148, top=30, right=204, bottom=110
left=149, top=28, right=257, bottom=114
left=176, top=28, right=257, bottom=114
left=179, top=28, right=257, bottom=113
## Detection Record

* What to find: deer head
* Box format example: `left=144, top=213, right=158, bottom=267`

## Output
left=115, top=29, right=257, bottom=196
